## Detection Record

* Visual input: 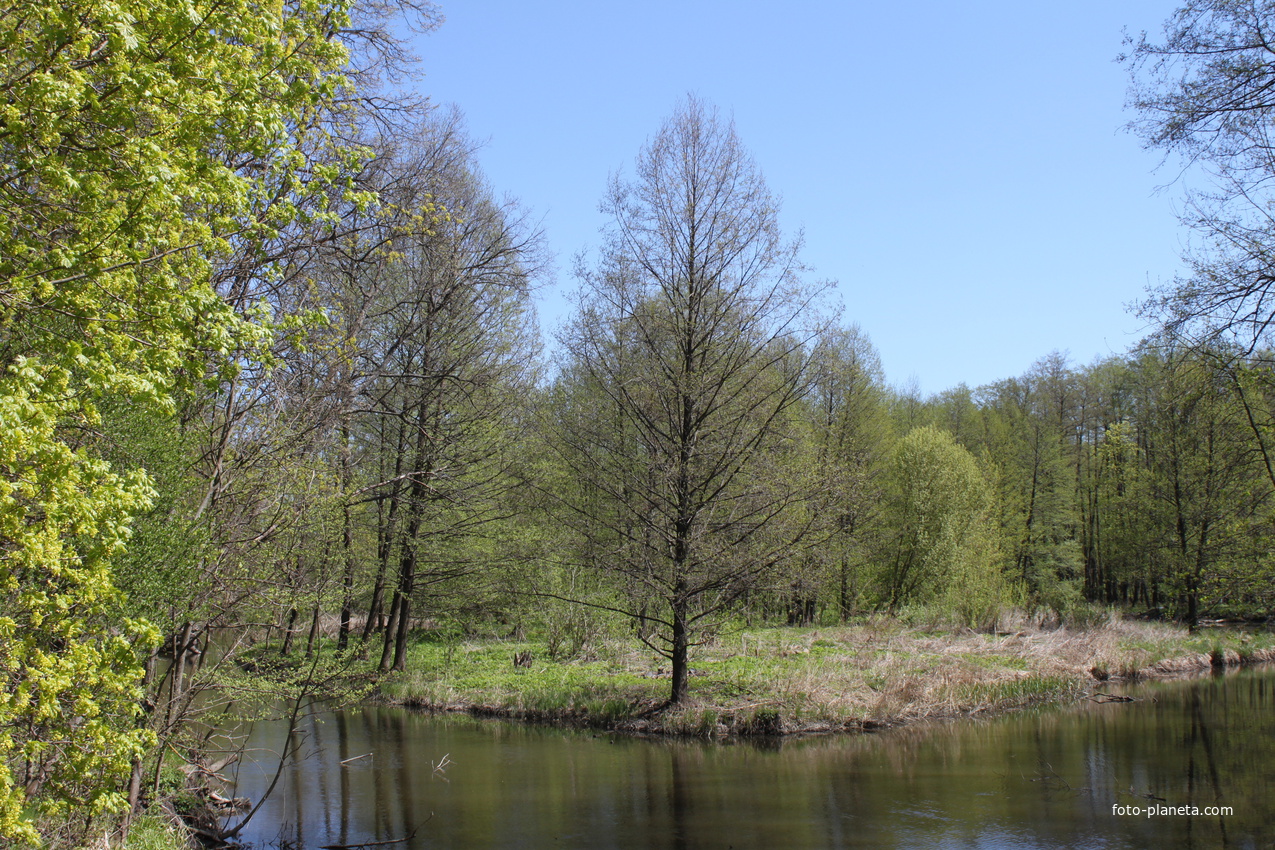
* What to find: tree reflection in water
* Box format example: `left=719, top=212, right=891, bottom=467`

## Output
left=227, top=670, right=1274, bottom=849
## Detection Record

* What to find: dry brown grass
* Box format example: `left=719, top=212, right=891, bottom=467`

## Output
left=616, top=613, right=1275, bottom=734
left=380, top=612, right=1275, bottom=736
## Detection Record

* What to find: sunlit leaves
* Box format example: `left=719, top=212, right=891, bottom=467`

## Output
left=879, top=425, right=1010, bottom=624
left=0, top=362, right=159, bottom=836
left=0, top=0, right=359, bottom=840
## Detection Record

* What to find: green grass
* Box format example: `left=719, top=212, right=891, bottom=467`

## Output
left=376, top=636, right=665, bottom=724
left=121, top=814, right=189, bottom=850
left=955, top=674, right=1082, bottom=707
left=957, top=652, right=1030, bottom=672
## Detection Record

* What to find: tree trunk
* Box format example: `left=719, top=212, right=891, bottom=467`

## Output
left=839, top=559, right=851, bottom=623
left=338, top=426, right=355, bottom=652
left=362, top=419, right=405, bottom=649
left=170, top=621, right=192, bottom=708
left=381, top=394, right=432, bottom=672
left=305, top=604, right=321, bottom=658
left=381, top=508, right=423, bottom=672
left=281, top=608, right=298, bottom=657
left=124, top=649, right=158, bottom=831
left=378, top=592, right=401, bottom=672
left=361, top=552, right=389, bottom=646
left=389, top=537, right=419, bottom=672
left=1186, top=575, right=1200, bottom=631
left=392, top=593, right=412, bottom=672
left=669, top=603, right=690, bottom=705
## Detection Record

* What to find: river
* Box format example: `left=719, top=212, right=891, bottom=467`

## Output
left=221, top=667, right=1274, bottom=849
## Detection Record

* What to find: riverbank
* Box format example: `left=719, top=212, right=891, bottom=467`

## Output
left=374, top=613, right=1275, bottom=736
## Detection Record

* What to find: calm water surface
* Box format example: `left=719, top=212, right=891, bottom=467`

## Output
left=223, top=668, right=1274, bottom=849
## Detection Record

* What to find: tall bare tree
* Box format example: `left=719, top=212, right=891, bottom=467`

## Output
left=552, top=97, right=831, bottom=704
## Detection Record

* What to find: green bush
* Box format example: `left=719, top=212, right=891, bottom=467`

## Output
left=876, top=426, right=1012, bottom=625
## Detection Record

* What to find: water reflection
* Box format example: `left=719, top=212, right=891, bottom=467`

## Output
left=225, top=668, right=1275, bottom=849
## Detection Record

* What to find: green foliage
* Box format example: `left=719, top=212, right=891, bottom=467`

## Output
left=969, top=355, right=1084, bottom=608
left=1135, top=351, right=1273, bottom=624
left=740, top=708, right=783, bottom=736
left=0, top=363, right=162, bottom=839
left=539, top=596, right=609, bottom=662
left=797, top=325, right=893, bottom=620
left=1090, top=419, right=1153, bottom=604
left=0, top=0, right=358, bottom=841
left=377, top=631, right=660, bottom=720
left=954, top=674, right=1081, bottom=707
left=94, top=398, right=210, bottom=632
left=876, top=426, right=1012, bottom=625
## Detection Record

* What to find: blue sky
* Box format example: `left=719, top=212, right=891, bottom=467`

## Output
left=408, top=1, right=1191, bottom=395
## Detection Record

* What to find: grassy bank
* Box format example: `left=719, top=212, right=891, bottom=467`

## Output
left=373, top=612, right=1275, bottom=736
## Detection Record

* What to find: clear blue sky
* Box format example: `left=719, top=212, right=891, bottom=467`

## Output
left=408, top=1, right=1190, bottom=396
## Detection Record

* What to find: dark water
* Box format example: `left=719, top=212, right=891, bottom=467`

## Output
left=223, top=668, right=1274, bottom=849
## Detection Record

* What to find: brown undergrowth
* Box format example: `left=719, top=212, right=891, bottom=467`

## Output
left=373, top=612, right=1275, bottom=738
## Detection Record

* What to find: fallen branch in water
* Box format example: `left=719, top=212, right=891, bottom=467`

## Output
left=319, top=814, right=433, bottom=849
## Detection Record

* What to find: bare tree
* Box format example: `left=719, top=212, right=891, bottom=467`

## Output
left=552, top=97, right=831, bottom=704
left=1125, top=1, right=1275, bottom=350
left=344, top=112, right=542, bottom=672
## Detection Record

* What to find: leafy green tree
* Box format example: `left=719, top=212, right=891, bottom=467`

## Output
left=801, top=325, right=892, bottom=621
left=303, top=112, right=542, bottom=672
left=1092, top=419, right=1156, bottom=605
left=1136, top=349, right=1273, bottom=626
left=975, top=355, right=1085, bottom=612
left=877, top=426, right=1010, bottom=625
left=0, top=0, right=359, bottom=841
left=1070, top=357, right=1138, bottom=602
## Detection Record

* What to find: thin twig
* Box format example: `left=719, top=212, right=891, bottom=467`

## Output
left=319, top=813, right=434, bottom=849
